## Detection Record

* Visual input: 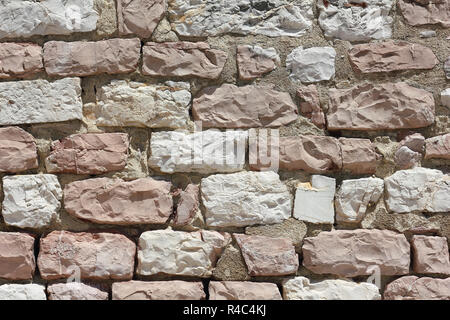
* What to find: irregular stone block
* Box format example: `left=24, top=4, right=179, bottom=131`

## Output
left=395, top=146, right=421, bottom=169
left=143, top=42, right=227, bottom=79
left=237, top=45, right=279, bottom=80
left=137, top=229, right=229, bottom=277
left=234, top=234, right=298, bottom=276
left=399, top=133, right=425, bottom=153
left=0, top=127, right=38, bottom=173
left=384, top=276, right=450, bottom=300
left=91, top=80, right=191, bottom=129
left=0, top=43, right=43, bottom=78
left=173, top=184, right=200, bottom=226
left=441, top=88, right=450, bottom=108
left=168, top=0, right=314, bottom=37
left=297, top=85, right=325, bottom=128
left=317, top=0, right=394, bottom=42
left=64, top=177, right=172, bottom=225
left=336, top=178, right=384, bottom=223
left=286, top=46, right=336, bottom=83
left=94, top=0, right=118, bottom=36
left=0, top=0, right=98, bottom=39
left=398, top=0, right=450, bottom=27
left=118, top=0, right=167, bottom=38
left=201, top=171, right=291, bottom=227
left=327, top=83, right=435, bottom=131
left=38, top=231, right=136, bottom=280
left=349, top=41, right=438, bottom=73
left=385, top=167, right=450, bottom=213
left=209, top=281, right=282, bottom=300
left=339, top=138, right=380, bottom=174
left=0, top=284, right=46, bottom=300
left=0, top=78, right=82, bottom=125
left=425, top=134, right=450, bottom=160
left=412, top=235, right=450, bottom=275
left=2, top=175, right=62, bottom=229
left=294, top=175, right=336, bottom=224
left=0, top=232, right=35, bottom=280
left=302, top=229, right=410, bottom=277
left=45, top=133, right=129, bottom=175
left=282, top=277, right=381, bottom=300
left=112, top=281, right=205, bottom=300
left=47, top=283, right=108, bottom=300
left=149, top=130, right=247, bottom=174
left=44, top=38, right=141, bottom=77
left=193, top=84, right=298, bottom=128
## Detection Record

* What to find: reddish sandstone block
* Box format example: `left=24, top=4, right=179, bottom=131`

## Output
left=43, top=38, right=141, bottom=77
left=234, top=234, right=299, bottom=276
left=302, top=229, right=410, bottom=277
left=297, top=85, right=326, bottom=128
left=0, top=232, right=35, bottom=280
left=425, top=133, right=450, bottom=160
left=173, top=184, right=200, bottom=226
left=45, top=133, right=129, bottom=174
left=64, top=177, right=173, bottom=225
left=339, top=138, right=380, bottom=174
left=0, top=43, right=43, bottom=79
left=384, top=276, right=450, bottom=300
left=412, top=235, right=450, bottom=275
left=237, top=45, right=279, bottom=80
left=0, top=126, right=38, bottom=173
left=38, top=231, right=136, bottom=280
left=47, top=283, right=108, bottom=300
left=112, top=281, right=205, bottom=300
left=209, top=281, right=282, bottom=300
left=142, top=42, right=227, bottom=79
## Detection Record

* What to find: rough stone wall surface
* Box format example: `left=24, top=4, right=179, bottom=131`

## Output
left=0, top=0, right=449, bottom=301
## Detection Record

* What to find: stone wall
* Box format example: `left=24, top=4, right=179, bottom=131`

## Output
left=0, top=0, right=449, bottom=300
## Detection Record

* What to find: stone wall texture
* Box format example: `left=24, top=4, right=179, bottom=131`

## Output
left=0, top=0, right=449, bottom=301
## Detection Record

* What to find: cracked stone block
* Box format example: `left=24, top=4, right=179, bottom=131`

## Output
left=412, top=235, right=450, bottom=275
left=118, top=0, right=167, bottom=38
left=384, top=276, right=450, bottom=300
left=0, top=43, right=43, bottom=79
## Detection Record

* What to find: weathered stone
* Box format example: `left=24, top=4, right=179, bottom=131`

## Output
left=335, top=178, right=384, bottom=223
left=118, top=0, right=167, bottom=38
left=149, top=130, right=247, bottom=174
left=201, top=171, right=291, bottom=227
left=237, top=45, right=279, bottom=80
left=0, top=78, right=82, bottom=125
left=2, top=175, right=62, bottom=229
left=0, top=127, right=38, bottom=173
left=294, top=175, right=336, bottom=224
left=327, top=83, right=435, bottom=131
left=420, top=30, right=437, bottom=38
left=0, top=0, right=98, bottom=39
left=297, top=85, right=326, bottom=128
left=245, top=218, right=308, bottom=251
left=0, top=284, right=46, bottom=300
left=45, top=133, right=129, bottom=175
left=0, top=43, right=43, bottom=78
left=385, top=168, right=450, bottom=213
left=425, top=134, right=450, bottom=160
left=209, top=281, right=282, bottom=300
left=143, top=42, right=227, bottom=79
left=112, top=281, right=205, bottom=300
left=399, top=133, right=425, bottom=153
left=282, top=277, right=381, bottom=300
left=445, top=58, right=450, bottom=79
left=395, top=146, right=421, bottom=169
left=44, top=38, right=141, bottom=77
left=384, top=276, right=450, bottom=300
left=399, top=0, right=450, bottom=27
left=349, top=41, right=438, bottom=73
left=193, top=84, right=298, bottom=128
left=94, top=0, right=117, bottom=36
left=47, top=283, right=108, bottom=300
left=339, top=138, right=380, bottom=174
left=38, top=231, right=136, bottom=280
left=441, top=88, right=450, bottom=108
left=212, top=244, right=251, bottom=281
left=173, top=184, right=200, bottom=226
left=137, top=229, right=229, bottom=277
left=302, top=229, right=410, bottom=277
left=317, top=0, right=394, bottom=42
left=0, top=232, right=35, bottom=280
left=412, top=235, right=450, bottom=275
left=286, top=46, right=336, bottom=83
left=90, top=80, right=191, bottom=129
left=234, top=234, right=299, bottom=276
left=168, top=0, right=314, bottom=37
left=64, top=177, right=172, bottom=225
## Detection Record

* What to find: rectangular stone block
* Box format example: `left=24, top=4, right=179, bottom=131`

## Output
left=384, top=276, right=450, bottom=300
left=47, top=283, right=108, bottom=300
left=0, top=43, right=43, bottom=78
left=0, top=232, right=35, bottom=280
left=412, top=235, right=450, bottom=275
left=0, top=78, right=82, bottom=125
left=425, top=133, right=450, bottom=160
left=0, top=127, right=38, bottom=173
left=209, top=281, right=282, bottom=300
left=38, top=231, right=136, bottom=280
left=44, top=38, right=141, bottom=77
left=45, top=133, right=129, bottom=174
left=0, top=284, right=46, bottom=300
left=339, top=138, right=380, bottom=174
left=112, top=281, right=205, bottom=300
